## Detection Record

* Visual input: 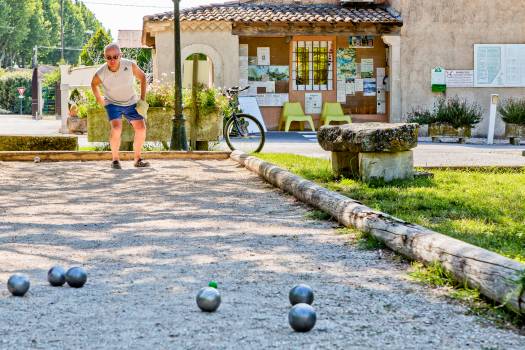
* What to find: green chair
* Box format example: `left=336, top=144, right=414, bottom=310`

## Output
left=320, top=102, right=352, bottom=126
left=280, top=102, right=316, bottom=132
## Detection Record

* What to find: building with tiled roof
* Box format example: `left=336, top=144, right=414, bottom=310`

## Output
left=143, top=0, right=525, bottom=137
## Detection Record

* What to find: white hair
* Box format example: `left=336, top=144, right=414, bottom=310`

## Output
left=104, top=43, right=121, bottom=54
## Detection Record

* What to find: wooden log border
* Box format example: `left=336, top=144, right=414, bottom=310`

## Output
left=0, top=151, right=231, bottom=162
left=230, top=150, right=525, bottom=314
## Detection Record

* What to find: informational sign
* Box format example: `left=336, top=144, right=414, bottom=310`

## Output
left=361, top=59, right=374, bottom=78
left=255, top=93, right=288, bottom=107
left=474, top=44, right=525, bottom=87
left=305, top=93, right=322, bottom=114
left=238, top=96, right=268, bottom=132
left=257, top=47, right=270, bottom=66
left=363, top=79, right=376, bottom=97
left=431, top=67, right=446, bottom=92
left=445, top=70, right=474, bottom=87
left=355, top=78, right=364, bottom=92
left=337, top=80, right=346, bottom=102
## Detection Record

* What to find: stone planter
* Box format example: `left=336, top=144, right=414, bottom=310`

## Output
left=505, top=123, right=525, bottom=145
left=67, top=116, right=87, bottom=134
left=87, top=106, right=223, bottom=145
left=429, top=123, right=471, bottom=144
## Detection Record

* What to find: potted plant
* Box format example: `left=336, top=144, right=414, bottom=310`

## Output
left=66, top=89, right=88, bottom=134
left=182, top=84, right=226, bottom=149
left=408, top=96, right=482, bottom=143
left=498, top=98, right=525, bottom=145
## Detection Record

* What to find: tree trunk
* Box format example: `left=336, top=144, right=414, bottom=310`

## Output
left=190, top=54, right=200, bottom=150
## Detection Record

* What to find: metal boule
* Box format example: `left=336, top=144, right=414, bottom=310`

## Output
left=65, top=267, right=87, bottom=288
left=7, top=274, right=30, bottom=297
left=196, top=287, right=221, bottom=312
left=289, top=284, right=314, bottom=305
left=288, top=303, right=316, bottom=332
left=47, top=266, right=66, bottom=287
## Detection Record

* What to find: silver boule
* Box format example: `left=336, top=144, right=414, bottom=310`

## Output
left=196, top=287, right=221, bottom=312
left=289, top=284, right=314, bottom=305
left=47, top=266, right=66, bottom=286
left=7, top=274, right=30, bottom=297
left=288, top=303, right=316, bottom=332
left=34, top=156, right=40, bottom=163
left=65, top=267, right=87, bottom=288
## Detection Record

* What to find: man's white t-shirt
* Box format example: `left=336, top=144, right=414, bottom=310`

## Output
left=95, top=58, right=138, bottom=106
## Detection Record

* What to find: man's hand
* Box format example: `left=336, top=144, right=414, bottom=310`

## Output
left=96, top=96, right=106, bottom=108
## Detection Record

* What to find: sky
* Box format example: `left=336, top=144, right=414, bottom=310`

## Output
left=82, top=0, right=227, bottom=40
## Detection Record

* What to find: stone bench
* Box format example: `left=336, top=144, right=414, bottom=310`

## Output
left=318, top=123, right=419, bottom=182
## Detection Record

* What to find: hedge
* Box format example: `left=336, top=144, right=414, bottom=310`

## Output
left=0, top=71, right=32, bottom=114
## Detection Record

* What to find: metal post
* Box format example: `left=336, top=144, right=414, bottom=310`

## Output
left=60, top=0, right=64, bottom=62
left=170, top=0, right=188, bottom=151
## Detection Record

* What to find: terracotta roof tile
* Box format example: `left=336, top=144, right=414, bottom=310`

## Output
left=144, top=4, right=402, bottom=25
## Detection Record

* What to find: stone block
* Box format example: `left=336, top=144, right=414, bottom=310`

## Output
left=318, top=122, right=419, bottom=153
left=359, top=151, right=414, bottom=182
left=331, top=151, right=359, bottom=178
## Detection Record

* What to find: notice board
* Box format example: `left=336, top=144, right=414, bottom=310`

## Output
left=474, top=44, right=525, bottom=87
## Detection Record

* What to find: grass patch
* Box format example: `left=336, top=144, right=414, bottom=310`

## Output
left=257, top=153, right=525, bottom=263
left=305, top=209, right=332, bottom=221
left=410, top=262, right=525, bottom=328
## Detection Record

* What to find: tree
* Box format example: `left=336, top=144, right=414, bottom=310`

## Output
left=79, top=28, right=112, bottom=66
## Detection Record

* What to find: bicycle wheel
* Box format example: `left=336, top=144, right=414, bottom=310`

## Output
left=224, top=113, right=265, bottom=153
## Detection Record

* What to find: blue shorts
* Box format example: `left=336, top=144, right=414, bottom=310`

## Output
left=105, top=103, right=144, bottom=122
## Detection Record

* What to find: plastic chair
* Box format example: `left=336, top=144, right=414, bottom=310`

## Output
left=280, top=102, right=315, bottom=132
left=320, top=102, right=352, bottom=126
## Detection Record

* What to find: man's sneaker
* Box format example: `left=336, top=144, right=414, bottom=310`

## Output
left=111, top=160, right=122, bottom=169
left=134, top=159, right=150, bottom=168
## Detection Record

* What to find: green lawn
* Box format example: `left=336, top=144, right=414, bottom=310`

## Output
left=256, top=153, right=525, bottom=263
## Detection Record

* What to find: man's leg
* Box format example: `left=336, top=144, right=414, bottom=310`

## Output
left=130, top=119, right=146, bottom=162
left=110, top=119, right=123, bottom=161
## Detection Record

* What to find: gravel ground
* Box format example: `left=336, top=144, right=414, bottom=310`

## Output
left=0, top=159, right=524, bottom=349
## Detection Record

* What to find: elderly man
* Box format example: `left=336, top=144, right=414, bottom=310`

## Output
left=91, top=43, right=149, bottom=169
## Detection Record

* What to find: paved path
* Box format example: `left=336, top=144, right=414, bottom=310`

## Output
left=1, top=115, right=524, bottom=166
left=0, top=160, right=523, bottom=349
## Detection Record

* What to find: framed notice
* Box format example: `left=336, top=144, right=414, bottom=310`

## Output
left=474, top=44, right=525, bottom=87
left=257, top=47, right=270, bottom=66
left=305, top=93, right=322, bottom=114
left=445, top=70, right=474, bottom=87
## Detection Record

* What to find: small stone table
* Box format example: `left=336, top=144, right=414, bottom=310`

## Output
left=318, top=123, right=419, bottom=182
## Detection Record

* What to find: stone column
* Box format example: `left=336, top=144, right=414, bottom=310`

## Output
left=59, top=83, right=69, bottom=134
left=381, top=35, right=402, bottom=123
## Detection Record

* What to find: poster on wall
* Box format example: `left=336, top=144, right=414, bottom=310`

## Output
left=360, top=59, right=374, bottom=78
left=257, top=47, right=270, bottom=66
left=268, top=66, right=289, bottom=81
left=336, top=48, right=357, bottom=77
left=345, top=77, right=355, bottom=95
left=349, top=35, right=375, bottom=48
left=305, top=93, right=323, bottom=114
left=355, top=78, right=364, bottom=92
left=248, top=65, right=270, bottom=81
left=445, top=70, right=474, bottom=87
left=431, top=67, right=446, bottom=92
left=363, top=78, right=376, bottom=96
left=337, top=80, right=346, bottom=102
left=474, top=44, right=525, bottom=87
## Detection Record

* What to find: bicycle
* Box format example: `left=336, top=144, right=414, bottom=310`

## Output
left=221, top=86, right=265, bottom=153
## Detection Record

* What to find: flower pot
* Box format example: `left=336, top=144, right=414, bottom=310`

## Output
left=184, top=110, right=223, bottom=142
left=505, top=123, right=525, bottom=145
left=67, top=116, right=87, bottom=134
left=429, top=123, right=471, bottom=144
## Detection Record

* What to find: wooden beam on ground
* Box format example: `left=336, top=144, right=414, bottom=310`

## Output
left=230, top=150, right=525, bottom=315
left=0, top=151, right=231, bottom=162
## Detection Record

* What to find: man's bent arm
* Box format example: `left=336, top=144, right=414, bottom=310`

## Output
left=132, top=63, right=147, bottom=101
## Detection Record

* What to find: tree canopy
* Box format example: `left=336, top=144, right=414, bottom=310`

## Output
left=0, top=0, right=109, bottom=67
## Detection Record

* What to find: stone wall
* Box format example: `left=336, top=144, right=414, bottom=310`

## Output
left=390, top=0, right=525, bottom=137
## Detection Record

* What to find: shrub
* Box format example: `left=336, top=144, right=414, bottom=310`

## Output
left=433, top=96, right=482, bottom=128
left=498, top=98, right=525, bottom=125
left=183, top=84, right=228, bottom=119
left=42, top=69, right=60, bottom=88
left=0, top=71, right=32, bottom=114
left=146, top=83, right=176, bottom=108
left=407, top=96, right=483, bottom=129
